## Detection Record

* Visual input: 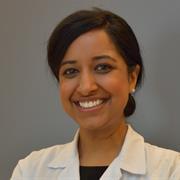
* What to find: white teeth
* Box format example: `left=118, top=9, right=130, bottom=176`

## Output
left=79, top=99, right=103, bottom=108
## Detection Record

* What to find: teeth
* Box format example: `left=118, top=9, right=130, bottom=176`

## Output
left=79, top=99, right=103, bottom=108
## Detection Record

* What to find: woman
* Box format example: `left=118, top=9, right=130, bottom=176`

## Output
left=11, top=8, right=179, bottom=179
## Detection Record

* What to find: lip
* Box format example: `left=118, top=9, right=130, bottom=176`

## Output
left=73, top=96, right=110, bottom=102
left=73, top=98, right=110, bottom=112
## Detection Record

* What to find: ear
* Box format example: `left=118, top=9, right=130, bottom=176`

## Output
left=128, top=65, right=140, bottom=93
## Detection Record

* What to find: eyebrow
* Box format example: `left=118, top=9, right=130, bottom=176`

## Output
left=60, top=55, right=116, bottom=67
left=60, top=60, right=76, bottom=67
left=92, top=55, right=116, bottom=62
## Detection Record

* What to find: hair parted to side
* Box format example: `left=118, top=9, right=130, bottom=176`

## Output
left=47, top=8, right=144, bottom=117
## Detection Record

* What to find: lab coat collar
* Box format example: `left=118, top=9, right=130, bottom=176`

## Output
left=118, top=125, right=146, bottom=175
left=100, top=125, right=146, bottom=179
left=47, top=130, right=80, bottom=169
left=47, top=125, right=146, bottom=175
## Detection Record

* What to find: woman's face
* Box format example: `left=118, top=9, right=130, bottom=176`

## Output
left=59, top=29, right=139, bottom=131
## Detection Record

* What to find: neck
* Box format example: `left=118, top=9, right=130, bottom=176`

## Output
left=78, top=120, right=128, bottom=166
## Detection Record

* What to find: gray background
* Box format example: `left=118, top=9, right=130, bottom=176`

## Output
left=1, top=0, right=180, bottom=179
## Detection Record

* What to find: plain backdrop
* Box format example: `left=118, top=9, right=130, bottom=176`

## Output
left=1, top=0, right=180, bottom=179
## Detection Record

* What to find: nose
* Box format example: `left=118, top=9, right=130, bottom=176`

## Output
left=76, top=71, right=98, bottom=96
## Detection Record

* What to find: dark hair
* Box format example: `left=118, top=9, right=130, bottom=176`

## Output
left=47, top=8, right=144, bottom=117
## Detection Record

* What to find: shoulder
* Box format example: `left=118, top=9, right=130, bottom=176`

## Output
left=20, top=143, right=68, bottom=165
left=11, top=143, right=72, bottom=178
left=144, top=142, right=180, bottom=178
left=145, top=142, right=179, bottom=164
left=11, top=130, right=80, bottom=179
left=20, top=142, right=74, bottom=168
left=124, top=125, right=180, bottom=178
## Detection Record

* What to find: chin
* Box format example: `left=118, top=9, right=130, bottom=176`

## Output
left=78, top=118, right=115, bottom=131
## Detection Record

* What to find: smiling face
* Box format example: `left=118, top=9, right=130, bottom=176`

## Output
left=59, top=29, right=139, bottom=131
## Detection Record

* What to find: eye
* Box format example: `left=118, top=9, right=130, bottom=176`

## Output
left=95, top=64, right=113, bottom=74
left=62, top=68, right=79, bottom=78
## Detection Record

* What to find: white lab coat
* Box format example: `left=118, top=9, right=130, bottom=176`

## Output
left=11, top=125, right=180, bottom=180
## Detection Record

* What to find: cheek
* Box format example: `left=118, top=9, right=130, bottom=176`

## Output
left=59, top=83, right=74, bottom=115
left=98, top=75, right=130, bottom=113
left=98, top=74, right=130, bottom=95
left=59, top=80, right=76, bottom=104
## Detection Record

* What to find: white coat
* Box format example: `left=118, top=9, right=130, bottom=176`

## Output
left=11, top=125, right=180, bottom=180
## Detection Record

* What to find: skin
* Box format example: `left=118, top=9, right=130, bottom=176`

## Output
left=59, top=29, right=140, bottom=166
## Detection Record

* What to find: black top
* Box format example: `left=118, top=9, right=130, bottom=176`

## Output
left=80, top=166, right=108, bottom=180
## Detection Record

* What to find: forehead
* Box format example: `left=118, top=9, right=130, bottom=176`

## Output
left=62, top=29, right=120, bottom=61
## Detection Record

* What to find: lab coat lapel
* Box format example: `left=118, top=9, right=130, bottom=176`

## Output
left=100, top=157, right=123, bottom=180
left=56, top=159, right=80, bottom=180
left=100, top=125, right=146, bottom=180
left=48, top=130, right=80, bottom=179
left=119, top=125, right=146, bottom=175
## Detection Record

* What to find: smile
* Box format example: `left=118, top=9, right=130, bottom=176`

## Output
left=74, top=98, right=109, bottom=110
left=79, top=99, right=103, bottom=108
